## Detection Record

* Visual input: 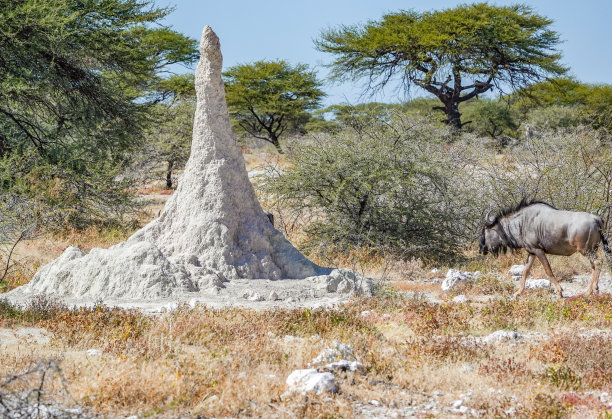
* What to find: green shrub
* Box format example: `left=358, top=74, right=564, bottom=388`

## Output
left=263, top=115, right=481, bottom=263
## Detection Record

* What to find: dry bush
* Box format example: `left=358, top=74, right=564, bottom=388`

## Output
left=522, top=393, right=569, bottom=418
left=0, top=358, right=83, bottom=418
left=472, top=273, right=515, bottom=296
left=0, top=258, right=39, bottom=293
left=53, top=226, right=134, bottom=252
left=478, top=357, right=531, bottom=384
left=530, top=333, right=612, bottom=389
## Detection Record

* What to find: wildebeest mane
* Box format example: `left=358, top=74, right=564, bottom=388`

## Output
left=481, top=198, right=556, bottom=256
left=485, top=198, right=556, bottom=228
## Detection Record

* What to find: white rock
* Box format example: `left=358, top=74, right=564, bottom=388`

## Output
left=164, top=302, right=179, bottom=311
left=461, top=362, right=474, bottom=372
left=242, top=290, right=264, bottom=301
left=86, top=349, right=102, bottom=356
left=508, top=265, right=525, bottom=277
left=441, top=269, right=475, bottom=291
left=452, top=295, right=467, bottom=303
left=268, top=291, right=280, bottom=301
left=283, top=335, right=305, bottom=344
left=312, top=268, right=373, bottom=295
left=325, top=360, right=365, bottom=372
left=431, top=268, right=439, bottom=274
left=452, top=400, right=463, bottom=409
left=525, top=279, right=551, bottom=289
left=311, top=340, right=355, bottom=365
left=360, top=310, right=371, bottom=317
left=369, top=400, right=381, bottom=406
left=285, top=369, right=338, bottom=395
left=483, top=330, right=522, bottom=343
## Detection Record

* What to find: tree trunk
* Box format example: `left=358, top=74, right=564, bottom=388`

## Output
left=166, top=160, right=174, bottom=189
left=269, top=134, right=283, bottom=154
left=433, top=100, right=463, bottom=128
left=444, top=101, right=462, bottom=128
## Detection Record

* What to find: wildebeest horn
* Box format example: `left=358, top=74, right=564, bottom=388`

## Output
left=485, top=210, right=495, bottom=224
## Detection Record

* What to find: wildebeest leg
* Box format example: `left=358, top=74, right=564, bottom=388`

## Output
left=584, top=250, right=601, bottom=296
left=514, top=253, right=536, bottom=297
left=534, top=250, right=563, bottom=297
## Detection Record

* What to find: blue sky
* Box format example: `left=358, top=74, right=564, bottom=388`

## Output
left=159, top=0, right=612, bottom=106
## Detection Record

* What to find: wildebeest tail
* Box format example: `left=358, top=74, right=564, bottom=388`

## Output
left=602, top=231, right=611, bottom=254
left=601, top=231, right=612, bottom=272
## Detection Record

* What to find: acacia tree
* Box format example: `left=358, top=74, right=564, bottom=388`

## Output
left=0, top=0, right=198, bottom=226
left=316, top=3, right=566, bottom=128
left=143, top=74, right=195, bottom=189
left=223, top=60, right=325, bottom=153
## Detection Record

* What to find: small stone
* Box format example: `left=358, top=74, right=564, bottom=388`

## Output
left=508, top=265, right=525, bottom=277
left=452, top=400, right=463, bottom=409
left=268, top=291, right=280, bottom=301
left=441, top=269, right=475, bottom=291
left=285, top=369, right=338, bottom=395
left=461, top=362, right=474, bottom=372
left=325, top=360, right=365, bottom=373
left=164, top=302, right=178, bottom=311
left=452, top=294, right=468, bottom=303
left=525, top=279, right=551, bottom=289
left=243, top=290, right=264, bottom=301
left=311, top=340, right=356, bottom=365
left=360, top=310, right=371, bottom=317
left=369, top=400, right=381, bottom=406
left=86, top=349, right=102, bottom=356
left=483, top=330, right=522, bottom=343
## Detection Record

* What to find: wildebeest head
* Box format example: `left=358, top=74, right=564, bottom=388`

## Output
left=479, top=226, right=508, bottom=256
left=479, top=211, right=508, bottom=256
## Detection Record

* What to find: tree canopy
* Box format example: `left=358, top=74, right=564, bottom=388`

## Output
left=316, top=2, right=566, bottom=128
left=223, top=60, right=325, bottom=153
left=0, top=0, right=198, bottom=226
left=511, top=78, right=612, bottom=130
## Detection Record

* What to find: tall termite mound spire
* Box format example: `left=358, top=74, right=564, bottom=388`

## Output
left=9, top=26, right=325, bottom=301
left=131, top=25, right=319, bottom=281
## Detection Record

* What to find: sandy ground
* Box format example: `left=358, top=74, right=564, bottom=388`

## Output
left=5, top=276, right=369, bottom=314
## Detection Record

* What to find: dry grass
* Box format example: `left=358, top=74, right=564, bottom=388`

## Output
left=1, top=294, right=611, bottom=417
left=2, top=149, right=611, bottom=417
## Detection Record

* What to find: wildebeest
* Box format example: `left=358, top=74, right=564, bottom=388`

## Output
left=479, top=199, right=611, bottom=297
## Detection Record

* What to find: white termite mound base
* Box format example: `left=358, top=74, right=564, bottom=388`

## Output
left=7, top=26, right=372, bottom=309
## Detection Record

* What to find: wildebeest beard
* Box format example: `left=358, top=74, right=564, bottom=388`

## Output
left=479, top=225, right=510, bottom=257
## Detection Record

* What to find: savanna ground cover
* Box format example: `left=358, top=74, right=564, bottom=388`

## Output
left=1, top=288, right=610, bottom=417
left=1, top=172, right=611, bottom=418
